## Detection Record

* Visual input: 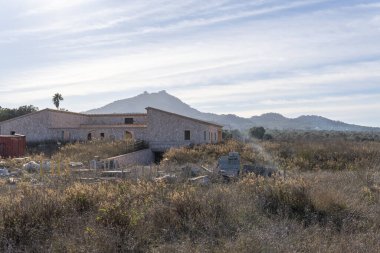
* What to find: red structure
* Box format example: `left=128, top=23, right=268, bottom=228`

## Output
left=0, top=135, right=26, bottom=158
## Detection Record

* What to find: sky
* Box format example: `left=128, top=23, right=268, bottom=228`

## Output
left=1, top=0, right=380, bottom=126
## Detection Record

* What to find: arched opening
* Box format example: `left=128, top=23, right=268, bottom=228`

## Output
left=125, top=131, right=133, bottom=140
left=87, top=132, right=92, bottom=141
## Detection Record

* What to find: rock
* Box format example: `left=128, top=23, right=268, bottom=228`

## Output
left=181, top=165, right=201, bottom=177
left=7, top=177, right=18, bottom=185
left=69, top=162, right=84, bottom=168
left=0, top=168, right=10, bottom=177
left=23, top=161, right=40, bottom=172
left=9, top=169, right=22, bottom=177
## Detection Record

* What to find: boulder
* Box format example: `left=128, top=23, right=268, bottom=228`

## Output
left=0, top=168, right=10, bottom=177
left=22, top=161, right=40, bottom=172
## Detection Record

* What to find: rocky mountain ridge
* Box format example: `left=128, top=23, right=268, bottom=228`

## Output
left=86, top=91, right=379, bottom=131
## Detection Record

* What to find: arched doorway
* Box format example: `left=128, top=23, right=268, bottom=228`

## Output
left=125, top=131, right=133, bottom=140
left=87, top=132, right=92, bottom=141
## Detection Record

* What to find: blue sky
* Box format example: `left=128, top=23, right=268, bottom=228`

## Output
left=1, top=0, right=380, bottom=126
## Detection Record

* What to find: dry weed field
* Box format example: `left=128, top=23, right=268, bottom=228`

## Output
left=0, top=132, right=379, bottom=252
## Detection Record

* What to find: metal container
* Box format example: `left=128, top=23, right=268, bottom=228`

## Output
left=0, top=135, right=26, bottom=158
left=217, top=152, right=241, bottom=178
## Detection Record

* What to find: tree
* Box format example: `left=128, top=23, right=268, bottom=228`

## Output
left=223, top=129, right=243, bottom=140
left=249, top=126, right=266, bottom=140
left=0, top=105, right=38, bottom=122
left=52, top=93, right=63, bottom=110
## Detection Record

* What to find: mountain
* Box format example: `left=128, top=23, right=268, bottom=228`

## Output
left=250, top=114, right=374, bottom=131
left=86, top=91, right=379, bottom=132
left=86, top=90, right=253, bottom=129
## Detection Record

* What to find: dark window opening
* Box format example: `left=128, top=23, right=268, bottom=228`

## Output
left=87, top=133, right=92, bottom=141
left=100, top=133, right=105, bottom=139
left=154, top=152, right=164, bottom=164
left=204, top=131, right=207, bottom=141
left=124, top=118, right=134, bottom=124
left=10, top=131, right=15, bottom=135
left=184, top=130, right=191, bottom=140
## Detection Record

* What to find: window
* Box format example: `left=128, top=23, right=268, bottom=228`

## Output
left=184, top=130, right=191, bottom=140
left=214, top=132, right=217, bottom=141
left=204, top=131, right=207, bottom=141
left=124, top=118, right=134, bottom=124
left=87, top=133, right=92, bottom=141
left=209, top=132, right=211, bottom=140
left=10, top=131, right=15, bottom=135
left=100, top=133, right=105, bottom=139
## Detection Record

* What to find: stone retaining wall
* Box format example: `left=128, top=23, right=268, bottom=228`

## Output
left=107, top=149, right=154, bottom=167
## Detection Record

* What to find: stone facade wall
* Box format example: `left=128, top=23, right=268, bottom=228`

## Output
left=0, top=111, right=53, bottom=142
left=146, top=108, right=222, bottom=151
left=48, top=110, right=89, bottom=128
left=107, top=149, right=154, bottom=166
left=0, top=108, right=222, bottom=147
left=51, top=127, right=148, bottom=142
left=87, top=115, right=147, bottom=125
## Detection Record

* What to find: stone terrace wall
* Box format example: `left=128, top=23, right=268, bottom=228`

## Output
left=107, top=149, right=154, bottom=166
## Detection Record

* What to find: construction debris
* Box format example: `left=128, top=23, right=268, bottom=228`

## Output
left=188, top=175, right=210, bottom=185
left=69, top=162, right=84, bottom=168
left=217, top=152, right=241, bottom=178
left=22, top=161, right=40, bottom=172
left=181, top=165, right=201, bottom=177
left=13, top=157, right=30, bottom=162
left=0, top=168, right=10, bottom=177
left=100, top=170, right=130, bottom=178
left=7, top=177, right=18, bottom=185
left=154, top=174, right=177, bottom=183
left=217, top=152, right=276, bottom=179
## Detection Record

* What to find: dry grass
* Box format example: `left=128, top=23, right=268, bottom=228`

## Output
left=0, top=133, right=380, bottom=252
left=0, top=171, right=378, bottom=252
left=263, top=139, right=380, bottom=171
left=51, top=139, right=137, bottom=162
left=163, top=140, right=266, bottom=166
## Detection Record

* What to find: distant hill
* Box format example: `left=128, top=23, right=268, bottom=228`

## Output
left=86, top=90, right=380, bottom=132
left=250, top=113, right=375, bottom=132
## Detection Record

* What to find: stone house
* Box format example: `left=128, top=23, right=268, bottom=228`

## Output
left=0, top=107, right=223, bottom=154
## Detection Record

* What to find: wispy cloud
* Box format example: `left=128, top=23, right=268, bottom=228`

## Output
left=0, top=0, right=380, bottom=126
left=21, top=0, right=93, bottom=16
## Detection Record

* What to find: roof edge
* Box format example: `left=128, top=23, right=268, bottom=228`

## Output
left=0, top=108, right=148, bottom=125
left=146, top=107, right=223, bottom=127
left=0, top=109, right=50, bottom=125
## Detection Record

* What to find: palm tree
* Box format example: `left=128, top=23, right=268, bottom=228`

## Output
left=52, top=93, right=63, bottom=110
